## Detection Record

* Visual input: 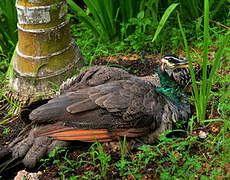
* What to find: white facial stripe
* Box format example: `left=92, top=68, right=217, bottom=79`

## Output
left=163, top=56, right=188, bottom=66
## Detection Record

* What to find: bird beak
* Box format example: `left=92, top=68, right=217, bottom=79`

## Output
left=175, top=58, right=189, bottom=68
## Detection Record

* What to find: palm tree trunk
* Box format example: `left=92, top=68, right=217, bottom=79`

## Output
left=8, top=0, right=84, bottom=105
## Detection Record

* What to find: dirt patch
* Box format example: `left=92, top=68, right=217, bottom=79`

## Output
left=0, top=116, right=25, bottom=150
left=93, top=53, right=161, bottom=76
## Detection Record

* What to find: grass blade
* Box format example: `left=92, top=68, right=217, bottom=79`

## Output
left=200, top=0, right=210, bottom=121
left=206, top=31, right=230, bottom=100
left=152, top=3, right=179, bottom=42
left=67, top=0, right=100, bottom=37
left=177, top=12, right=201, bottom=119
left=6, top=42, right=17, bottom=79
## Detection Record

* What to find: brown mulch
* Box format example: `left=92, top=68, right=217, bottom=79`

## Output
left=0, top=116, right=26, bottom=150
left=93, top=53, right=161, bottom=76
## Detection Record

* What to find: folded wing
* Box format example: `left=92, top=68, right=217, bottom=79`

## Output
left=29, top=76, right=163, bottom=142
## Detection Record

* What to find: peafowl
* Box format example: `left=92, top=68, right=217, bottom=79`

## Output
left=0, top=55, right=197, bottom=170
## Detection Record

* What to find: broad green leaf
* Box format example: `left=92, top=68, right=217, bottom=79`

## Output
left=137, top=11, right=144, bottom=19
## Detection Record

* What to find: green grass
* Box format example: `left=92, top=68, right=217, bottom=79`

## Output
left=159, top=0, right=229, bottom=20
left=0, top=0, right=17, bottom=59
left=0, top=0, right=17, bottom=95
left=39, top=129, right=230, bottom=179
left=68, top=0, right=146, bottom=42
left=178, top=0, right=230, bottom=123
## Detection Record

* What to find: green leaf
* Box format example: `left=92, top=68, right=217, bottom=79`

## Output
left=137, top=11, right=144, bottom=19
left=6, top=42, right=18, bottom=79
left=206, top=31, right=230, bottom=101
left=152, top=3, right=179, bottom=42
left=67, top=0, right=100, bottom=38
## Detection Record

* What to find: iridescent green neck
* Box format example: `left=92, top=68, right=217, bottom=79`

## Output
left=157, top=66, right=186, bottom=104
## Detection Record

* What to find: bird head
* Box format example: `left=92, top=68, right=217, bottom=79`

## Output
left=159, top=54, right=189, bottom=76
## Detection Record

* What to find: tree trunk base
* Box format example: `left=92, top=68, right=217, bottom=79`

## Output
left=6, top=45, right=84, bottom=110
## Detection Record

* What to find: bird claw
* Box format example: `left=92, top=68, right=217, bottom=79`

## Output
left=1, top=127, right=69, bottom=171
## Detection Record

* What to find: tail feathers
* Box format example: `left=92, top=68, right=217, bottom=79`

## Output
left=39, top=123, right=149, bottom=142
left=41, top=128, right=114, bottom=142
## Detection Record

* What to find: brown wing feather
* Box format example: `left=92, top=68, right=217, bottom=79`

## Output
left=37, top=122, right=149, bottom=142
left=67, top=99, right=98, bottom=113
left=61, top=66, right=132, bottom=93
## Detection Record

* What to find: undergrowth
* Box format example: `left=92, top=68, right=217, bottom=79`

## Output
left=40, top=130, right=230, bottom=179
left=70, top=11, right=230, bottom=65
